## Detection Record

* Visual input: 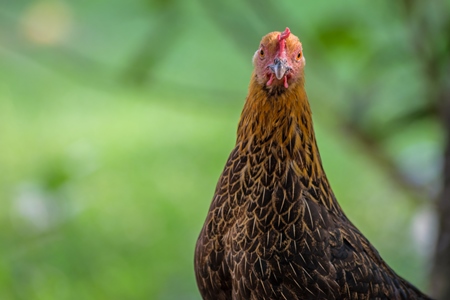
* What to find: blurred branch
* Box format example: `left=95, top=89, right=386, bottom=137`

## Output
left=199, top=1, right=298, bottom=55
left=198, top=0, right=260, bottom=53
left=1, top=42, right=115, bottom=90
left=245, top=0, right=287, bottom=31
left=338, top=109, right=432, bottom=204
left=122, top=1, right=186, bottom=85
left=383, top=104, right=438, bottom=134
left=434, top=65, right=450, bottom=300
left=401, top=0, right=450, bottom=298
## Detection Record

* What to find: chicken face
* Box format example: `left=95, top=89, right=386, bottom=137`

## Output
left=252, top=27, right=305, bottom=89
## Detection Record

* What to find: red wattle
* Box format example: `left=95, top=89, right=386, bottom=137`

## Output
left=266, top=73, right=275, bottom=86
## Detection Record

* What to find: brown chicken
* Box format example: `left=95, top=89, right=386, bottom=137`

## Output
left=194, top=28, right=432, bottom=300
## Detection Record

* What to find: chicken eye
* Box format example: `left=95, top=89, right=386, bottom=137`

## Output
left=296, top=51, right=302, bottom=61
left=259, top=49, right=264, bottom=58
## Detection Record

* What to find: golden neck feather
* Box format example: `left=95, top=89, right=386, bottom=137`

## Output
left=236, top=71, right=324, bottom=180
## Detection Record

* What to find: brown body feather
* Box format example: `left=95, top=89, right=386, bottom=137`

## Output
left=195, top=30, right=432, bottom=300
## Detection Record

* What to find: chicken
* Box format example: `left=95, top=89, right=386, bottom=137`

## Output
left=194, top=28, right=433, bottom=300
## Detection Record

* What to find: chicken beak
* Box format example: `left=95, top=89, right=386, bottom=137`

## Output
left=269, top=58, right=291, bottom=80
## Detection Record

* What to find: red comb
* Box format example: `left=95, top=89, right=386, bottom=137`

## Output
left=278, top=27, right=291, bottom=41
left=277, top=27, right=291, bottom=57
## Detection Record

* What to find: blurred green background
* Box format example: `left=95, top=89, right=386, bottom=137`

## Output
left=1, top=1, right=448, bottom=299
